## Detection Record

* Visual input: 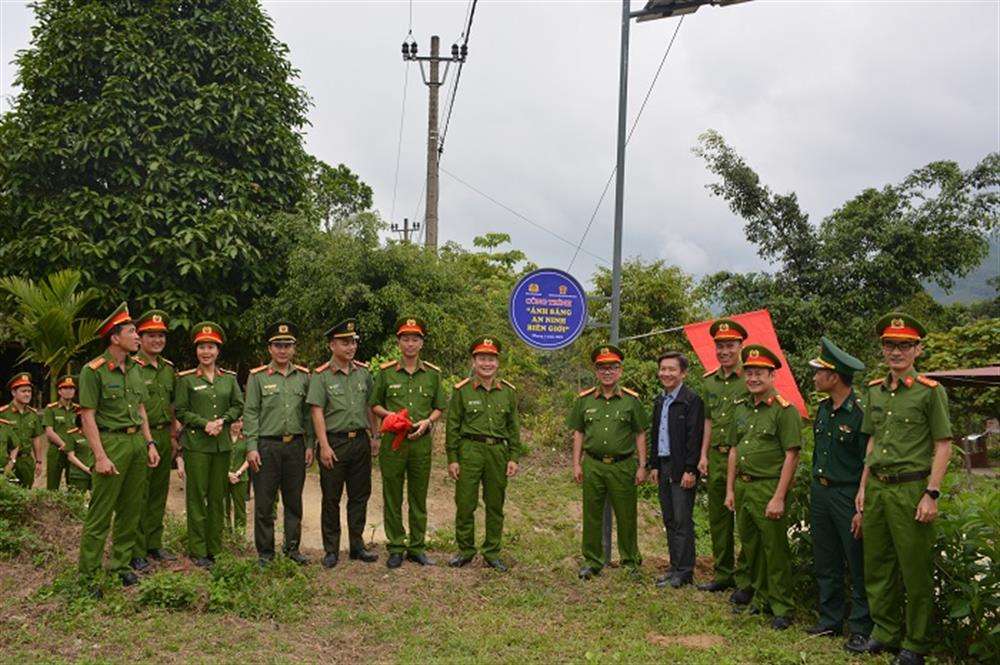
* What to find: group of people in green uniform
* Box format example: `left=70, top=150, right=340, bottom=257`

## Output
left=1, top=303, right=950, bottom=664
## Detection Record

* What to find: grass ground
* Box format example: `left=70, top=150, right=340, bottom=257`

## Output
left=0, top=447, right=906, bottom=664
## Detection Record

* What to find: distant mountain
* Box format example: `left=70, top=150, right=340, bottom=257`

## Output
left=927, top=234, right=999, bottom=304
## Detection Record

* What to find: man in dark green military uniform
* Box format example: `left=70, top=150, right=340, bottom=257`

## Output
left=309, top=318, right=379, bottom=569
left=130, top=310, right=179, bottom=570
left=43, top=375, right=79, bottom=490
left=446, top=336, right=522, bottom=572
left=370, top=317, right=446, bottom=569
left=851, top=314, right=952, bottom=665
left=78, top=303, right=160, bottom=589
left=569, top=344, right=648, bottom=580
left=2, top=373, right=45, bottom=488
left=244, top=320, right=313, bottom=566
left=806, top=337, right=872, bottom=648
left=175, top=321, right=244, bottom=568
left=724, top=344, right=801, bottom=630
left=697, top=318, right=753, bottom=604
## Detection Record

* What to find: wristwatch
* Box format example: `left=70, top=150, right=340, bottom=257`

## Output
left=924, top=488, right=941, bottom=500
left=146, top=440, right=157, bottom=448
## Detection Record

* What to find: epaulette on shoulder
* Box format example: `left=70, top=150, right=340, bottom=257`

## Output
left=454, top=378, right=471, bottom=389
left=774, top=394, right=791, bottom=408
left=219, top=367, right=236, bottom=375
left=868, top=377, right=885, bottom=387
left=177, top=368, right=197, bottom=377
left=733, top=397, right=747, bottom=405
left=353, top=360, right=369, bottom=369
left=423, top=361, right=441, bottom=372
left=67, top=426, right=80, bottom=434
left=0, top=417, right=13, bottom=425
left=249, top=365, right=268, bottom=375
left=578, top=387, right=597, bottom=397
left=501, top=379, right=517, bottom=391
left=702, top=367, right=719, bottom=378
left=917, top=376, right=939, bottom=388
left=46, top=401, right=59, bottom=409
left=0, top=404, right=8, bottom=413
left=25, top=405, right=37, bottom=413
left=131, top=355, right=147, bottom=367
left=294, top=364, right=309, bottom=373
left=621, top=386, right=639, bottom=398
left=314, top=362, right=330, bottom=374
left=380, top=360, right=398, bottom=370
left=161, top=357, right=175, bottom=367
left=87, top=356, right=106, bottom=370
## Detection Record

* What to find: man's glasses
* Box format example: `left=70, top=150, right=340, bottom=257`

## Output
left=881, top=341, right=918, bottom=352
left=597, top=365, right=621, bottom=372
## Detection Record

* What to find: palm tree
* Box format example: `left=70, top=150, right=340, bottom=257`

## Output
left=0, top=270, right=101, bottom=401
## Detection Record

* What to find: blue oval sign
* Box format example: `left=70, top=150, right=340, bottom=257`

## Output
left=508, top=268, right=588, bottom=350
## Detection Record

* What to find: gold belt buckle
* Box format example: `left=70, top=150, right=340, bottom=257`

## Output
left=126, top=426, right=138, bottom=434
left=602, top=455, right=614, bottom=464
left=282, top=435, right=295, bottom=444
left=818, top=477, right=830, bottom=486
left=877, top=473, right=889, bottom=483
left=347, top=431, right=357, bottom=439
left=484, top=437, right=496, bottom=445
left=718, top=446, right=730, bottom=454
left=739, top=473, right=751, bottom=482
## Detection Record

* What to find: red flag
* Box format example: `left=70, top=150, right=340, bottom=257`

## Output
left=683, top=309, right=808, bottom=418
left=380, top=408, right=414, bottom=450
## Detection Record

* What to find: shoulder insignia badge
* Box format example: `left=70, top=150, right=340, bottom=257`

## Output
left=353, top=360, right=369, bottom=369
left=0, top=417, right=13, bottom=425
left=161, top=357, right=175, bottom=367
left=500, top=379, right=517, bottom=390
left=380, top=360, right=398, bottom=370
left=131, top=355, right=147, bottom=367
left=67, top=426, right=81, bottom=434
left=177, top=368, right=197, bottom=377
left=916, top=376, right=939, bottom=388
left=775, top=394, right=791, bottom=408
left=621, top=386, right=639, bottom=398
left=454, top=378, right=471, bottom=389
left=87, top=356, right=106, bottom=370
left=702, top=367, right=719, bottom=378
left=314, top=362, right=330, bottom=373
left=26, top=406, right=37, bottom=413
left=249, top=365, right=268, bottom=374
left=0, top=405, right=8, bottom=413
left=578, top=387, right=597, bottom=397
left=294, top=364, right=310, bottom=373
left=423, top=361, right=441, bottom=372
left=46, top=401, right=59, bottom=408
left=868, top=377, right=885, bottom=387
left=218, top=367, right=236, bottom=375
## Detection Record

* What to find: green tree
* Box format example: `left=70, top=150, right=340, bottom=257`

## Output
left=0, top=0, right=313, bottom=357
left=0, top=270, right=101, bottom=401
left=307, top=159, right=374, bottom=232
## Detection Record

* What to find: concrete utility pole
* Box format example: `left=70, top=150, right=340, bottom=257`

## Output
left=391, top=218, right=421, bottom=243
left=402, top=34, right=467, bottom=250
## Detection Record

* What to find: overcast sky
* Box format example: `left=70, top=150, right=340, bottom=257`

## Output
left=2, top=1, right=998, bottom=287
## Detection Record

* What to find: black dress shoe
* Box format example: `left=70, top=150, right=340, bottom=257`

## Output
left=849, top=638, right=898, bottom=655
left=193, top=556, right=213, bottom=569
left=805, top=624, right=839, bottom=636
left=448, top=554, right=473, bottom=568
left=655, top=574, right=672, bottom=588
left=843, top=633, right=870, bottom=652
left=129, top=557, right=150, bottom=572
left=147, top=548, right=176, bottom=561
left=578, top=566, right=599, bottom=580
left=485, top=559, right=508, bottom=572
left=121, top=572, right=140, bottom=587
left=322, top=552, right=339, bottom=569
left=697, top=580, right=734, bottom=592
left=387, top=553, right=404, bottom=569
left=406, top=552, right=435, bottom=566
left=349, top=548, right=378, bottom=563
left=771, top=616, right=793, bottom=631
left=729, top=588, right=754, bottom=605
left=258, top=556, right=273, bottom=568
left=286, top=551, right=310, bottom=566
left=892, top=649, right=925, bottom=665
left=669, top=575, right=692, bottom=588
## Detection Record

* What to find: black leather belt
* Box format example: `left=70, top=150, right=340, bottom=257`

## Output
left=328, top=428, right=367, bottom=440
left=814, top=476, right=857, bottom=487
left=586, top=451, right=634, bottom=464
left=737, top=473, right=778, bottom=482
left=151, top=422, right=171, bottom=431
left=105, top=425, right=140, bottom=434
left=873, top=469, right=929, bottom=484
left=263, top=434, right=303, bottom=444
left=466, top=434, right=508, bottom=446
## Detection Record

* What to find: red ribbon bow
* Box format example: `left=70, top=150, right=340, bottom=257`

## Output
left=380, top=408, right=413, bottom=450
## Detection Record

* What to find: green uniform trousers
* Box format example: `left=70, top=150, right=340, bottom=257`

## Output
left=224, top=481, right=248, bottom=536
left=67, top=472, right=91, bottom=493
left=863, top=477, right=935, bottom=654
left=78, top=432, right=147, bottom=578
left=13, top=454, right=35, bottom=488
left=454, top=438, right=509, bottom=561
left=252, top=437, right=306, bottom=557
left=735, top=478, right=795, bottom=617
left=46, top=444, right=69, bottom=490
left=185, top=450, right=229, bottom=558
left=581, top=454, right=640, bottom=571
left=380, top=434, right=432, bottom=556
left=319, top=436, right=372, bottom=554
left=134, top=428, right=172, bottom=557
left=811, top=480, right=872, bottom=635
left=707, top=446, right=750, bottom=587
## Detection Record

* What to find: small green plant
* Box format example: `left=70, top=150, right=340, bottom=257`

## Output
left=137, top=571, right=206, bottom=610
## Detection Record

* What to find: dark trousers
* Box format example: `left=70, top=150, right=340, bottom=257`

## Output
left=657, top=456, right=696, bottom=579
left=319, top=436, right=371, bottom=554
left=252, top=437, right=307, bottom=558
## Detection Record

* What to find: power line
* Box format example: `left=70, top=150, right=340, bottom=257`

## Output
left=439, top=0, right=477, bottom=158
left=440, top=166, right=610, bottom=264
left=568, top=15, right=685, bottom=271
left=389, top=62, right=411, bottom=224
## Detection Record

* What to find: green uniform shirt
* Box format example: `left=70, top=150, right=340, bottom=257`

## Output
left=229, top=435, right=249, bottom=483
left=729, top=389, right=802, bottom=477
left=369, top=360, right=447, bottom=421
left=860, top=370, right=952, bottom=474
left=306, top=360, right=373, bottom=434
left=0, top=403, right=43, bottom=453
left=65, top=430, right=94, bottom=476
left=703, top=366, right=749, bottom=448
left=243, top=362, right=313, bottom=452
left=78, top=351, right=149, bottom=430
left=812, top=390, right=866, bottom=484
left=566, top=387, right=649, bottom=458
left=133, top=350, right=176, bottom=427
left=446, top=378, right=523, bottom=464
left=175, top=368, right=244, bottom=453
left=0, top=422, right=13, bottom=467
left=42, top=401, right=79, bottom=447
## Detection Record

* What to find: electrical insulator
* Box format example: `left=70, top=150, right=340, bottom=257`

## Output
left=410, top=42, right=418, bottom=56
left=451, top=43, right=459, bottom=58
left=460, top=44, right=468, bottom=58
left=401, top=42, right=409, bottom=57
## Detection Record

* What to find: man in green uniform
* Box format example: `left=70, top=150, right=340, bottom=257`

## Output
left=2, top=373, right=45, bottom=488
left=78, top=303, right=160, bottom=590
left=446, top=336, right=522, bottom=572
left=806, top=337, right=872, bottom=648
left=697, top=318, right=753, bottom=604
left=130, top=310, right=180, bottom=570
left=370, top=317, right=446, bottom=569
left=244, top=320, right=313, bottom=566
left=724, top=344, right=801, bottom=630
left=63, top=426, right=94, bottom=493
left=43, top=375, right=79, bottom=490
left=309, top=318, right=379, bottom=569
left=1, top=417, right=15, bottom=479
left=851, top=314, right=952, bottom=665
left=569, top=344, right=648, bottom=580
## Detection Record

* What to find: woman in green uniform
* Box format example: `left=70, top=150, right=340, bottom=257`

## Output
left=224, top=417, right=250, bottom=538
left=175, top=322, right=244, bottom=567
left=64, top=426, right=94, bottom=493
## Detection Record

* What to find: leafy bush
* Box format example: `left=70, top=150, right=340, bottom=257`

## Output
left=137, top=571, right=206, bottom=610
left=0, top=481, right=85, bottom=557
